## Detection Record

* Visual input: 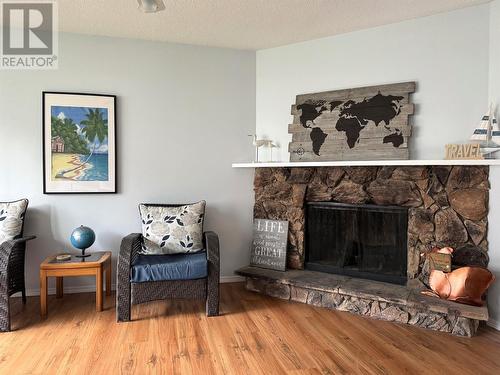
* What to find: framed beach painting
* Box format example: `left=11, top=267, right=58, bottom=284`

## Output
left=42, top=92, right=117, bottom=194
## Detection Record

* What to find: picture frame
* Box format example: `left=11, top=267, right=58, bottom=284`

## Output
left=42, top=92, right=117, bottom=194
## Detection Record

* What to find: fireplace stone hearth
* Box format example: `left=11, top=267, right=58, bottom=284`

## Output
left=236, top=265, right=488, bottom=337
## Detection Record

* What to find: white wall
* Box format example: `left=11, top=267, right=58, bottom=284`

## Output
left=488, top=0, right=500, bottom=330
left=256, top=5, right=490, bottom=161
left=256, top=3, right=500, bottom=330
left=0, top=33, right=256, bottom=293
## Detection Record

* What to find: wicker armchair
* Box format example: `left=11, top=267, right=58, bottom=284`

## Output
left=0, top=221, right=35, bottom=332
left=116, top=230, right=220, bottom=322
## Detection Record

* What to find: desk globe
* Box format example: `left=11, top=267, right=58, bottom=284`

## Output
left=70, top=225, right=96, bottom=258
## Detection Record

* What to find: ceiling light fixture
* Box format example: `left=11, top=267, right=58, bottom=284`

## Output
left=137, top=0, right=165, bottom=13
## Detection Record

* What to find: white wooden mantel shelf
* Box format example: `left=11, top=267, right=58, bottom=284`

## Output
left=232, top=159, right=500, bottom=168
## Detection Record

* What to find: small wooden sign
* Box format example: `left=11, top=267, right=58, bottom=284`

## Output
left=428, top=252, right=452, bottom=273
left=445, top=143, right=483, bottom=160
left=250, top=219, right=288, bottom=271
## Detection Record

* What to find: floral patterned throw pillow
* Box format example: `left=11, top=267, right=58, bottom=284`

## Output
left=139, top=201, right=205, bottom=255
left=0, top=199, right=28, bottom=243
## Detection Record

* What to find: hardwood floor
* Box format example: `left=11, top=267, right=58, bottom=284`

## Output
left=1, top=283, right=499, bottom=374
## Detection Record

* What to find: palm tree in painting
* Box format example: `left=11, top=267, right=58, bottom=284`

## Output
left=81, top=108, right=108, bottom=155
left=51, top=116, right=89, bottom=154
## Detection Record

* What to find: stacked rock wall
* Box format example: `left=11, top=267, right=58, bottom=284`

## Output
left=253, top=166, right=489, bottom=278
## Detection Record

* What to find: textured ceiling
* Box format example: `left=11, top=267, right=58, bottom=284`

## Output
left=53, top=0, right=490, bottom=50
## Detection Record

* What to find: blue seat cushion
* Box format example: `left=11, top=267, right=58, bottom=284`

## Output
left=131, top=250, right=207, bottom=282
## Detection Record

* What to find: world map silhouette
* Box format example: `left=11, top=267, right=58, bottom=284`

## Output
left=296, top=93, right=405, bottom=156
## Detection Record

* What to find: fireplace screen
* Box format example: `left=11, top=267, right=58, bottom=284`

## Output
left=306, top=202, right=408, bottom=285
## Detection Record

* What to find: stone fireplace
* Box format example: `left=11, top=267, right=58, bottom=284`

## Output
left=238, top=165, right=490, bottom=336
left=253, top=165, right=489, bottom=283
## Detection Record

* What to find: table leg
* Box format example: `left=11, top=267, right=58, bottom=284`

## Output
left=56, top=277, right=63, bottom=298
left=106, top=259, right=111, bottom=297
left=40, top=270, right=48, bottom=318
left=96, top=266, right=103, bottom=312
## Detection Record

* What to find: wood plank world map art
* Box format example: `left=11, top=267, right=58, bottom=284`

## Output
left=289, top=82, right=416, bottom=161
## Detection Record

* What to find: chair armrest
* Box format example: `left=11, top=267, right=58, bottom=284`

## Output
left=203, top=232, right=220, bottom=272
left=118, top=233, right=142, bottom=272
left=2, top=236, right=36, bottom=247
left=0, top=236, right=36, bottom=263
left=203, top=232, right=220, bottom=285
left=204, top=231, right=220, bottom=316
left=116, top=233, right=141, bottom=322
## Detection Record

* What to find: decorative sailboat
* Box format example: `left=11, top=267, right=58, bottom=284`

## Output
left=471, top=104, right=500, bottom=158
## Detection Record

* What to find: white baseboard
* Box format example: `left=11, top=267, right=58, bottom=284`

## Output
left=488, top=318, right=500, bottom=331
left=24, top=284, right=110, bottom=297
left=20, top=275, right=244, bottom=297
left=220, top=275, right=245, bottom=283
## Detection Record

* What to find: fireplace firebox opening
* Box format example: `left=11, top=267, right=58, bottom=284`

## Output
left=306, top=202, right=408, bottom=285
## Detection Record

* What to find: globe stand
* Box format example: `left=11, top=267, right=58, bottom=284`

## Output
left=75, top=248, right=91, bottom=258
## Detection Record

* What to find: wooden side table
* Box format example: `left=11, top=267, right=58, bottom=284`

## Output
left=39, top=251, right=112, bottom=318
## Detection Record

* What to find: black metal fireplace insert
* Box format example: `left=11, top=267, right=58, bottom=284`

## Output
left=305, top=202, right=408, bottom=285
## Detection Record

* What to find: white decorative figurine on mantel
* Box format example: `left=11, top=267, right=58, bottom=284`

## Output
left=249, top=134, right=278, bottom=162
